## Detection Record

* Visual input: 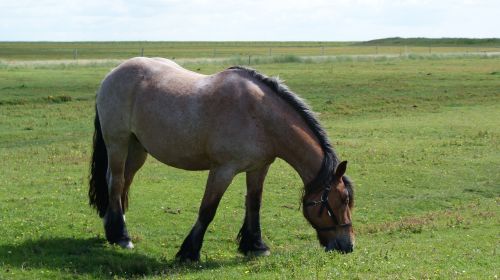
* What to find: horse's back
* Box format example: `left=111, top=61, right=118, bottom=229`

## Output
left=97, top=57, right=205, bottom=130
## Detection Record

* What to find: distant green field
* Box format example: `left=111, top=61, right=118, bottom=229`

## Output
left=0, top=39, right=498, bottom=60
left=358, top=37, right=500, bottom=46
left=0, top=45, right=499, bottom=279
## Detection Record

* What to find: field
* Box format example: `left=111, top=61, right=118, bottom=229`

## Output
left=0, top=41, right=499, bottom=279
left=1, top=40, right=499, bottom=61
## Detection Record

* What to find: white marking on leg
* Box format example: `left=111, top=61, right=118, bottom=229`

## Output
left=118, top=240, right=134, bottom=249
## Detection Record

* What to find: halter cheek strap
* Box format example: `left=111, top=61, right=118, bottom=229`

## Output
left=304, top=187, right=352, bottom=231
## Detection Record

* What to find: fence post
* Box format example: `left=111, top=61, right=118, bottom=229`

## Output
left=321, top=46, right=325, bottom=55
left=376, top=46, right=378, bottom=54
left=269, top=47, right=272, bottom=56
left=73, top=49, right=78, bottom=60
left=141, top=48, right=144, bottom=57
left=248, top=55, right=251, bottom=65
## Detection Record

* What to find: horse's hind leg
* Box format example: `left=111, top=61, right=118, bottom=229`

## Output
left=238, top=165, right=270, bottom=256
left=104, top=135, right=137, bottom=248
left=176, top=165, right=236, bottom=262
left=122, top=135, right=148, bottom=214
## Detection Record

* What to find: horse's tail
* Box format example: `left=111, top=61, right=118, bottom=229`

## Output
left=89, top=106, right=109, bottom=218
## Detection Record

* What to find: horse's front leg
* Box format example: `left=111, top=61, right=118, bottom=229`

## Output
left=176, top=166, right=236, bottom=262
left=238, top=165, right=270, bottom=256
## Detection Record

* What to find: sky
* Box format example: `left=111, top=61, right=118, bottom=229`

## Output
left=1, top=0, right=499, bottom=41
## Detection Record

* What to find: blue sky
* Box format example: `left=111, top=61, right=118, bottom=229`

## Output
left=1, top=0, right=499, bottom=41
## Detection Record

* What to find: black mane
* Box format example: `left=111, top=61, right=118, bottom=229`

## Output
left=227, top=66, right=340, bottom=195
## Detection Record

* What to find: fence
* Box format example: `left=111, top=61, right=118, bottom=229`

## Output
left=1, top=42, right=499, bottom=61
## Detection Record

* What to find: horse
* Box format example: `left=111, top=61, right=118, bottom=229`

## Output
left=89, top=57, right=355, bottom=262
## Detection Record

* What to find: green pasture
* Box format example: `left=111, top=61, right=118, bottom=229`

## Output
left=0, top=47, right=499, bottom=279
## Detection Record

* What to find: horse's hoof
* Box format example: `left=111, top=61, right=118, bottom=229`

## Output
left=246, top=249, right=271, bottom=257
left=117, top=240, right=134, bottom=249
left=175, top=251, right=200, bottom=263
left=176, top=255, right=200, bottom=263
left=177, top=257, right=199, bottom=263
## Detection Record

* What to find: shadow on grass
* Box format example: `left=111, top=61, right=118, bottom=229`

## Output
left=0, top=237, right=243, bottom=278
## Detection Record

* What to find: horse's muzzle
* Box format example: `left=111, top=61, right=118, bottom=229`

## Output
left=325, top=239, right=354, bottom=253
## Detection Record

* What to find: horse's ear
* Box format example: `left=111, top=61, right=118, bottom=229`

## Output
left=334, top=161, right=348, bottom=178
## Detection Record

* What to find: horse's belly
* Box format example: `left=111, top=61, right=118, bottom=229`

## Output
left=151, top=152, right=211, bottom=171
left=134, top=129, right=211, bottom=171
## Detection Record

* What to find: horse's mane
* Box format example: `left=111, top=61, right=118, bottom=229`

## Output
left=227, top=66, right=340, bottom=196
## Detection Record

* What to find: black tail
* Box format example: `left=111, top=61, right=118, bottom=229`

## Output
left=89, top=107, right=109, bottom=218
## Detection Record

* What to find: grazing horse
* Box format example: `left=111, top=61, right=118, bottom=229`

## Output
left=89, top=57, right=355, bottom=262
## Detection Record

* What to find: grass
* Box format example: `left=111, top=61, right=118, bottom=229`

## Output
left=0, top=47, right=499, bottom=279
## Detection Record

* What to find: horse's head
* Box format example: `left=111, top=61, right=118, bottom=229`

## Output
left=302, top=161, right=355, bottom=253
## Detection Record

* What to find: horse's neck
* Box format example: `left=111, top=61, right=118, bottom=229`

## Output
left=274, top=118, right=324, bottom=186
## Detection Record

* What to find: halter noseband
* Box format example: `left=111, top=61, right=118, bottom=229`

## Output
left=304, top=186, right=352, bottom=231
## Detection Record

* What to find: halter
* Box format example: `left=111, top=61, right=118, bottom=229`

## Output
left=304, top=186, right=352, bottom=231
